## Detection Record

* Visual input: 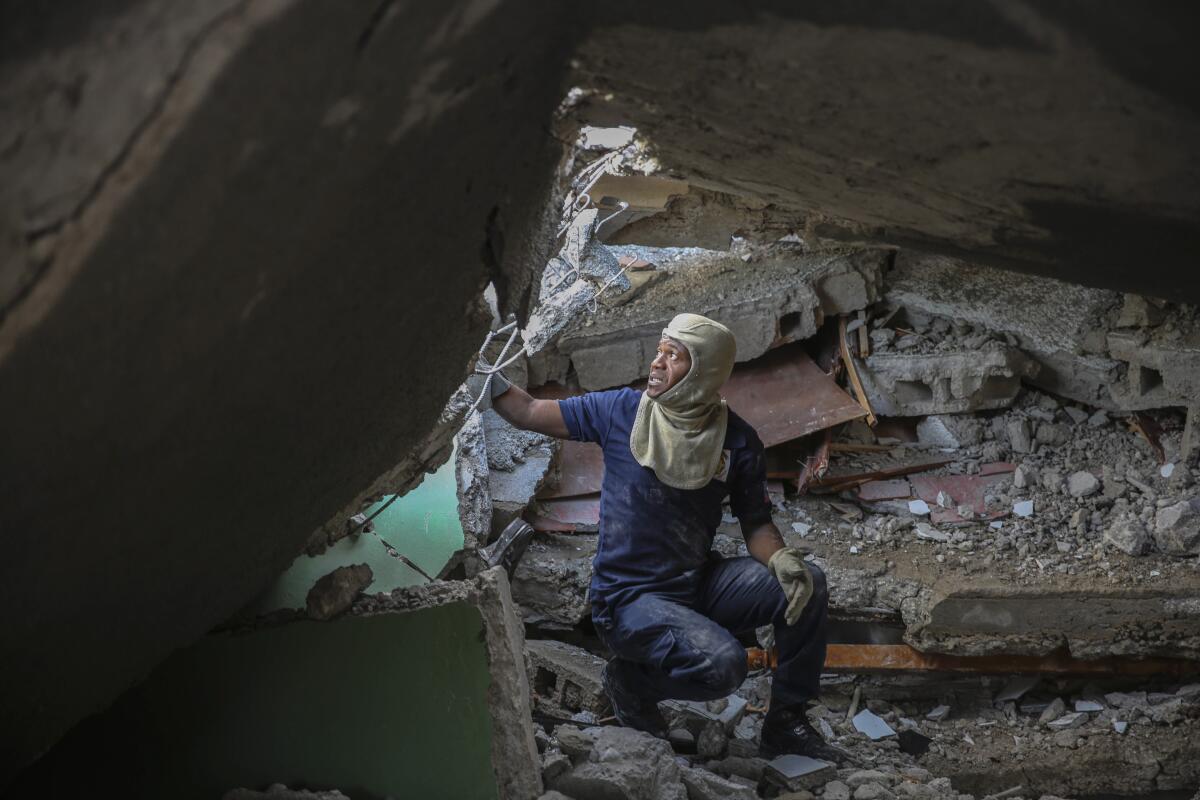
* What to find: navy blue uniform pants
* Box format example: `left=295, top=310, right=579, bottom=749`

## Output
left=596, top=557, right=828, bottom=710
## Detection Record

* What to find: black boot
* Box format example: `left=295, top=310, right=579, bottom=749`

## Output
left=759, top=704, right=851, bottom=763
left=601, top=660, right=668, bottom=738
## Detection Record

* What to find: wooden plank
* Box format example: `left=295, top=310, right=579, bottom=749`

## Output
left=838, top=316, right=877, bottom=427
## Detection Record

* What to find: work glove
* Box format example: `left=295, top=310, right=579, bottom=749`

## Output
left=768, top=547, right=814, bottom=626
left=464, top=356, right=512, bottom=410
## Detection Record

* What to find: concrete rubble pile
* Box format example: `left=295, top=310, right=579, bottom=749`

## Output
left=451, top=158, right=1200, bottom=798
left=527, top=645, right=1200, bottom=800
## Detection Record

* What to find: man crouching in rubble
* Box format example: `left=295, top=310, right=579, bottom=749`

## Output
left=486, top=312, right=844, bottom=762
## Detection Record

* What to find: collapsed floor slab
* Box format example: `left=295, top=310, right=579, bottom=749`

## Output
left=532, top=245, right=887, bottom=390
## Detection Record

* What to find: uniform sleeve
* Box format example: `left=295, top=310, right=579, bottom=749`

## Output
left=557, top=389, right=625, bottom=447
left=728, top=432, right=773, bottom=527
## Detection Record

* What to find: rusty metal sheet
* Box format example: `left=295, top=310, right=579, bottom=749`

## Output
left=527, top=495, right=600, bottom=532
left=722, top=344, right=866, bottom=448
left=540, top=440, right=604, bottom=499
left=820, top=644, right=1199, bottom=677
left=910, top=473, right=1010, bottom=524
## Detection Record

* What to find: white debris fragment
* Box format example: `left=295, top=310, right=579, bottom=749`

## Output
left=909, top=499, right=931, bottom=515
left=1013, top=499, right=1035, bottom=518
left=989, top=521, right=1004, bottom=530
left=915, top=523, right=950, bottom=543
left=926, top=704, right=951, bottom=722
left=792, top=522, right=812, bottom=537
left=852, top=709, right=896, bottom=740
left=1113, top=720, right=1129, bottom=734
left=578, top=125, right=636, bottom=150
left=936, top=490, right=953, bottom=509
left=1075, top=699, right=1104, bottom=713
left=1161, top=462, right=1176, bottom=478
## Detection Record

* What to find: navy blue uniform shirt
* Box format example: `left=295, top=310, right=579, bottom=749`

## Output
left=558, top=388, right=772, bottom=624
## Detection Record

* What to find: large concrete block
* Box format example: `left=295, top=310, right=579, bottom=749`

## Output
left=526, top=639, right=608, bottom=717
left=857, top=347, right=1038, bottom=416
left=570, top=337, right=646, bottom=391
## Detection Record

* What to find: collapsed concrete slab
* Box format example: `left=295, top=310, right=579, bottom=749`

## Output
left=883, top=252, right=1200, bottom=412
left=533, top=245, right=887, bottom=390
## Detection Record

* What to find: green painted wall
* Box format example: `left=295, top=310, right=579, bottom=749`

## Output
left=251, top=449, right=465, bottom=614
left=13, top=603, right=498, bottom=800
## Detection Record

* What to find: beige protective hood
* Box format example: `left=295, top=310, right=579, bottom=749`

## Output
left=630, top=313, right=737, bottom=489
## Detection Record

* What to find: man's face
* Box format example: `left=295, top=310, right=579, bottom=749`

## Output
left=647, top=336, right=692, bottom=398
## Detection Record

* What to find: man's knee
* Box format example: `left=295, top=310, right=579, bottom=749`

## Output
left=705, top=640, right=748, bottom=695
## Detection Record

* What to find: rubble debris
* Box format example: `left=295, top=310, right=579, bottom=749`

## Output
left=764, top=754, right=837, bottom=792
left=510, top=533, right=595, bottom=627
left=546, top=725, right=687, bottom=800
left=680, top=765, right=757, bottom=800
left=305, top=564, right=373, bottom=621
left=1153, top=498, right=1200, bottom=556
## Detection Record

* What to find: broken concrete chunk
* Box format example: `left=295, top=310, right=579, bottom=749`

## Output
left=680, top=766, right=757, bottom=800
left=1046, top=711, right=1087, bottom=730
left=914, top=523, right=949, bottom=543
left=554, top=725, right=598, bottom=760
left=916, top=415, right=982, bottom=449
left=1064, top=406, right=1090, bottom=424
left=1067, top=471, right=1100, bottom=498
left=1013, top=500, right=1035, bottom=518
left=696, top=720, right=728, bottom=760
left=550, top=726, right=687, bottom=800
left=526, top=639, right=607, bottom=718
left=925, top=704, right=951, bottom=722
left=1104, top=514, right=1151, bottom=556
left=858, top=348, right=1035, bottom=417
left=664, top=694, right=748, bottom=733
left=852, top=783, right=896, bottom=800
left=305, top=564, right=373, bottom=621
left=852, top=709, right=896, bottom=740
left=824, top=781, right=852, bottom=800
left=1153, top=498, right=1200, bottom=556
left=1007, top=419, right=1033, bottom=454
left=1116, top=294, right=1166, bottom=328
left=995, top=675, right=1040, bottom=704
left=1038, top=697, right=1066, bottom=724
left=764, top=754, right=836, bottom=791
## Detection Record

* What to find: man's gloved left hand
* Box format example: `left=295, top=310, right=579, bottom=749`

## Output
left=768, top=547, right=814, bottom=626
